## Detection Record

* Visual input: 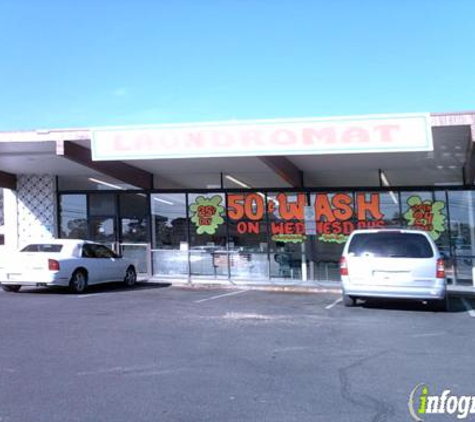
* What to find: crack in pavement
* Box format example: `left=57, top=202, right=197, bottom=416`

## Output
left=338, top=350, right=395, bottom=422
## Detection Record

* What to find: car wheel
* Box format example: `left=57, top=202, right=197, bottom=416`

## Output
left=1, top=285, right=21, bottom=293
left=431, top=296, right=448, bottom=312
left=69, top=270, right=88, bottom=294
left=124, top=266, right=137, bottom=288
left=343, top=293, right=356, bottom=307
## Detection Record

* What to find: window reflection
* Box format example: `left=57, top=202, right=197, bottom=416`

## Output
left=60, top=195, right=87, bottom=239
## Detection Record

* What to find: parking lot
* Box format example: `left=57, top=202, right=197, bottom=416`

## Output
left=1, top=283, right=475, bottom=422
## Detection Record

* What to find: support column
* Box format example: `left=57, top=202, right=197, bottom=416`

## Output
left=16, top=175, right=57, bottom=246
left=4, top=188, right=18, bottom=251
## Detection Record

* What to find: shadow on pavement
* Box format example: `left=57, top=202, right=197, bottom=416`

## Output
left=10, top=281, right=172, bottom=295
left=356, top=296, right=466, bottom=313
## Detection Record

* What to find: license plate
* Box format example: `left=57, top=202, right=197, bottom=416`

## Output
left=7, top=273, right=22, bottom=281
left=373, top=271, right=410, bottom=282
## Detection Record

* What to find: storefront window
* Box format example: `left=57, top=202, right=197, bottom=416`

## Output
left=400, top=191, right=449, bottom=255
left=376, top=191, right=402, bottom=227
left=89, top=194, right=116, bottom=216
left=119, top=193, right=148, bottom=218
left=268, top=192, right=307, bottom=281
left=311, top=192, right=355, bottom=281
left=188, top=193, right=227, bottom=277
left=227, top=192, right=269, bottom=280
left=151, top=193, right=188, bottom=277
left=60, top=194, right=88, bottom=239
left=58, top=188, right=475, bottom=285
left=89, top=217, right=116, bottom=251
left=448, top=190, right=475, bottom=283
left=119, top=193, right=149, bottom=244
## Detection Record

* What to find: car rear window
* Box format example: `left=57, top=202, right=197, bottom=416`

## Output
left=348, top=232, right=434, bottom=258
left=20, top=244, right=63, bottom=253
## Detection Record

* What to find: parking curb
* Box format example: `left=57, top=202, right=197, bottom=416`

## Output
left=171, top=283, right=341, bottom=294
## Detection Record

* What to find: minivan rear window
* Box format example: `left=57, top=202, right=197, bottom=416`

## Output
left=348, top=232, right=434, bottom=258
left=20, top=244, right=63, bottom=253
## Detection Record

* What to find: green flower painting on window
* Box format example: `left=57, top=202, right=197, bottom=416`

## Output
left=189, top=195, right=225, bottom=235
left=403, top=196, right=446, bottom=241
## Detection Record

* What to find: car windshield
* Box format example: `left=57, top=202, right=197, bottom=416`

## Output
left=20, top=244, right=63, bottom=253
left=348, top=232, right=434, bottom=258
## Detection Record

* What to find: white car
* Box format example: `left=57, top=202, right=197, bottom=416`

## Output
left=0, top=239, right=137, bottom=294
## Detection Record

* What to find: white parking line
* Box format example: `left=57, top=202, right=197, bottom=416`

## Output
left=461, top=298, right=475, bottom=318
left=325, top=297, right=342, bottom=310
left=76, top=293, right=103, bottom=298
left=195, top=289, right=249, bottom=303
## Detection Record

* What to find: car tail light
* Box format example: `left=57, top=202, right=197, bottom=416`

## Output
left=436, top=258, right=445, bottom=279
left=340, top=257, right=348, bottom=276
left=48, top=259, right=60, bottom=271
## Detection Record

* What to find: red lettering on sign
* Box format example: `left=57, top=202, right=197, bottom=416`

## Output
left=332, top=194, right=353, bottom=220
left=302, top=128, right=336, bottom=145
left=271, top=222, right=304, bottom=235
left=357, top=220, right=385, bottom=229
left=270, top=129, right=297, bottom=145
left=184, top=132, right=205, bottom=149
left=237, top=221, right=260, bottom=234
left=239, top=130, right=265, bottom=147
left=113, top=134, right=136, bottom=151
left=315, top=194, right=335, bottom=222
left=198, top=205, right=216, bottom=218
left=374, top=125, right=400, bottom=142
left=341, top=127, right=370, bottom=143
left=211, top=131, right=234, bottom=148
left=277, top=193, right=305, bottom=220
left=356, top=193, right=383, bottom=220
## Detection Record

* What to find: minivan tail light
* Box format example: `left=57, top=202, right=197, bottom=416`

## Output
left=436, top=258, right=445, bottom=279
left=340, top=257, right=348, bottom=276
left=48, top=259, right=60, bottom=271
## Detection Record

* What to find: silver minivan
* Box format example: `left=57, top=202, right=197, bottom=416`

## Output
left=340, top=229, right=447, bottom=311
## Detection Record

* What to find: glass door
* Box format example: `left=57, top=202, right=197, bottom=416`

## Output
left=88, top=193, right=151, bottom=276
left=88, top=194, right=119, bottom=253
left=90, top=216, right=118, bottom=252
left=118, top=193, right=151, bottom=276
left=188, top=193, right=228, bottom=279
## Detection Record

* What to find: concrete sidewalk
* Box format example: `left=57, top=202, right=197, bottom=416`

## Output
left=145, top=276, right=475, bottom=297
left=447, top=284, right=475, bottom=297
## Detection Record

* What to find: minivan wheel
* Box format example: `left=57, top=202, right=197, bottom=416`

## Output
left=343, top=294, right=356, bottom=307
left=1, top=285, right=21, bottom=293
left=431, top=296, right=448, bottom=312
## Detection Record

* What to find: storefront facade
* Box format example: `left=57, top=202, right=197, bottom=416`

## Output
left=1, top=111, right=475, bottom=285
left=57, top=187, right=475, bottom=285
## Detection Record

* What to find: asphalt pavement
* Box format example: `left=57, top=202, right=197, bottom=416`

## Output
left=0, top=282, right=474, bottom=422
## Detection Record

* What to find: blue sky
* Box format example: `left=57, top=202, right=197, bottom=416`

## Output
left=0, top=0, right=474, bottom=131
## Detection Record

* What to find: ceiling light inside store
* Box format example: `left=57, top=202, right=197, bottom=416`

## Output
left=225, top=175, right=250, bottom=188
left=88, top=177, right=125, bottom=190
left=379, top=171, right=398, bottom=205
left=154, top=197, right=174, bottom=205
left=380, top=171, right=391, bottom=187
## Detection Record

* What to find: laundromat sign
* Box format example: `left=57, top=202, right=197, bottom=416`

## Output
left=188, top=193, right=447, bottom=243
left=91, top=113, right=433, bottom=160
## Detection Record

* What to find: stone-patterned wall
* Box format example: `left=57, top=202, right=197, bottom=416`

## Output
left=17, top=175, right=56, bottom=244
